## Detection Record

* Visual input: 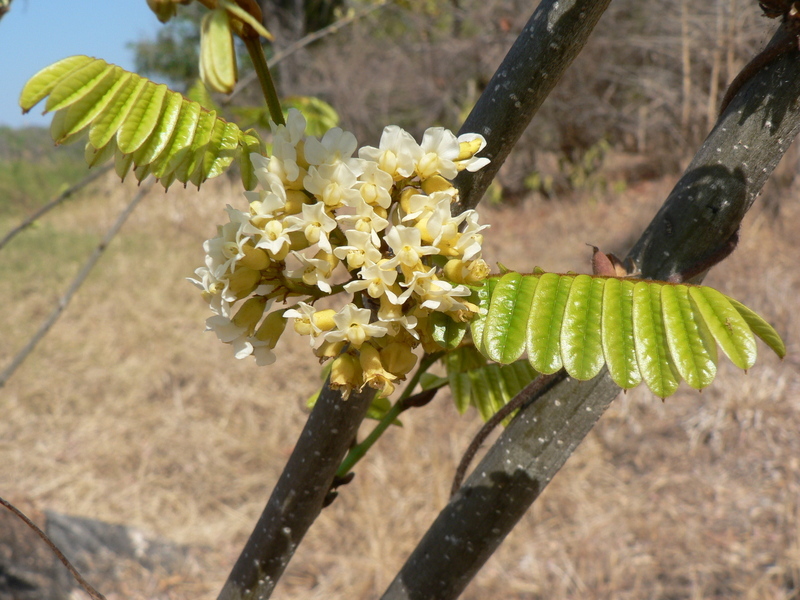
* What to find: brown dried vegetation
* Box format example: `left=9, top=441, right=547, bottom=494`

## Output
left=0, top=163, right=798, bottom=598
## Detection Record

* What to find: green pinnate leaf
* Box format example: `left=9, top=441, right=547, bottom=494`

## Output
left=633, top=282, right=680, bottom=398
left=59, top=66, right=128, bottom=140
left=46, top=60, right=113, bottom=113
left=21, top=56, right=262, bottom=190
left=88, top=74, right=145, bottom=148
left=689, top=287, right=756, bottom=370
left=464, top=271, right=784, bottom=401
left=132, top=91, right=184, bottom=167
left=20, top=55, right=94, bottom=112
left=727, top=297, right=786, bottom=359
left=561, top=274, right=605, bottom=380
left=469, top=278, right=498, bottom=355
left=431, top=311, right=469, bottom=350
left=200, top=120, right=240, bottom=183
left=172, top=109, right=218, bottom=183
left=601, top=278, right=641, bottom=389
left=661, top=285, right=717, bottom=389
left=449, top=371, right=472, bottom=414
left=526, top=273, right=574, bottom=374
left=117, top=83, right=168, bottom=154
left=468, top=368, right=495, bottom=421
left=483, top=272, right=537, bottom=363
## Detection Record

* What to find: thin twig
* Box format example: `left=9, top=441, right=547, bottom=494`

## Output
left=224, top=2, right=386, bottom=104
left=0, top=164, right=113, bottom=252
left=450, top=371, right=566, bottom=497
left=0, top=496, right=107, bottom=600
left=0, top=178, right=154, bottom=388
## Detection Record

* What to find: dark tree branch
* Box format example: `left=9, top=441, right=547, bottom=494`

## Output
left=217, top=382, right=376, bottom=600
left=381, top=25, right=800, bottom=600
left=453, top=0, right=613, bottom=212
left=217, top=2, right=612, bottom=597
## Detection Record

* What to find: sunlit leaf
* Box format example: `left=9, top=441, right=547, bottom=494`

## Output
left=19, top=56, right=263, bottom=189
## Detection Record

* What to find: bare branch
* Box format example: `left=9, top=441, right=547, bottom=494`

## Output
left=381, top=22, right=800, bottom=600
left=0, top=164, right=113, bottom=252
left=0, top=178, right=154, bottom=388
left=0, top=496, right=107, bottom=600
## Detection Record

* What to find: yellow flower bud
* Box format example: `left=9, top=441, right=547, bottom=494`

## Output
left=228, top=267, right=261, bottom=298
left=255, top=309, right=288, bottom=348
left=378, top=150, right=399, bottom=177
left=288, top=230, right=310, bottom=252
left=421, top=175, right=454, bottom=195
left=330, top=353, right=362, bottom=394
left=284, top=190, right=308, bottom=215
left=399, top=187, right=419, bottom=215
left=315, top=340, right=346, bottom=359
left=380, top=342, right=417, bottom=377
left=415, top=215, right=435, bottom=244
left=239, top=244, right=270, bottom=271
left=312, top=309, right=337, bottom=331
left=457, top=137, right=484, bottom=161
left=232, top=296, right=269, bottom=334
left=147, top=0, right=180, bottom=23
left=443, top=259, right=467, bottom=284
left=359, top=343, right=396, bottom=396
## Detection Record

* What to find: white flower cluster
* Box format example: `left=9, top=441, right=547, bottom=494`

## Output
left=190, top=109, right=491, bottom=395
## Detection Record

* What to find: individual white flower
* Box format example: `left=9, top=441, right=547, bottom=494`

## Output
left=450, top=210, right=489, bottom=261
left=286, top=250, right=335, bottom=293
left=285, top=301, right=322, bottom=340
left=188, top=265, right=221, bottom=296
left=249, top=337, right=278, bottom=365
left=377, top=295, right=419, bottom=338
left=455, top=132, right=490, bottom=172
left=384, top=225, right=439, bottom=268
left=344, top=260, right=399, bottom=300
left=357, top=162, right=394, bottom=209
left=335, top=198, right=390, bottom=245
left=416, top=127, right=460, bottom=179
left=333, top=229, right=382, bottom=270
left=303, top=163, right=361, bottom=208
left=203, top=206, right=259, bottom=279
left=205, top=314, right=247, bottom=343
left=247, top=182, right=288, bottom=229
left=253, top=218, right=292, bottom=259
left=321, top=304, right=389, bottom=348
left=401, top=190, right=454, bottom=223
left=284, top=201, right=337, bottom=253
left=275, top=108, right=307, bottom=146
left=265, top=109, right=308, bottom=185
left=303, top=127, right=359, bottom=170
left=394, top=264, right=437, bottom=304
left=415, top=276, right=472, bottom=312
left=231, top=335, right=256, bottom=359
left=359, top=125, right=420, bottom=179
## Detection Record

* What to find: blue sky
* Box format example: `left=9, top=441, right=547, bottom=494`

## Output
left=1, top=0, right=163, bottom=128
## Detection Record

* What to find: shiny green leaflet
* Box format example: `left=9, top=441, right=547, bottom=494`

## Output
left=19, top=56, right=263, bottom=190
left=434, top=272, right=785, bottom=399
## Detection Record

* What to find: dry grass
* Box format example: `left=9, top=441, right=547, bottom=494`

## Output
left=1, top=169, right=798, bottom=600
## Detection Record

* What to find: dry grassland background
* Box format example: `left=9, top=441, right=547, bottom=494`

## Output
left=1, top=164, right=798, bottom=599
